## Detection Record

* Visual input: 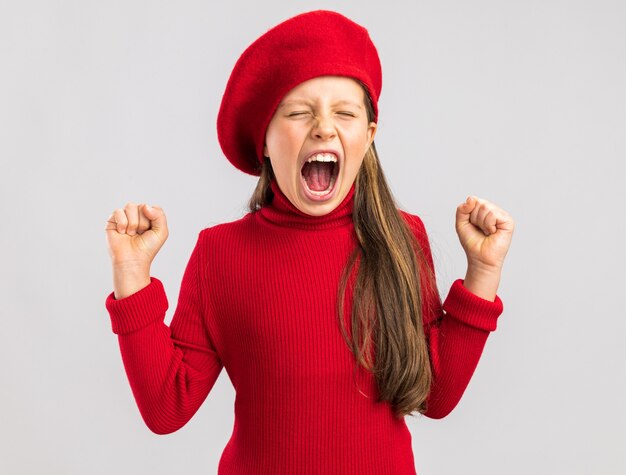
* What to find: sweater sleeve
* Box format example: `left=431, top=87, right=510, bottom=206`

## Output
left=104, top=230, right=223, bottom=434
left=401, top=211, right=504, bottom=419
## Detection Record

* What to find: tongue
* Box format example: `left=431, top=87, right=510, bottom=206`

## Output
left=302, top=161, right=333, bottom=191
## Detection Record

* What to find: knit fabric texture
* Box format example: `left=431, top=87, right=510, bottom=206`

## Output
left=105, top=180, right=504, bottom=474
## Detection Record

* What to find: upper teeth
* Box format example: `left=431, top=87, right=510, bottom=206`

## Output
left=307, top=153, right=337, bottom=163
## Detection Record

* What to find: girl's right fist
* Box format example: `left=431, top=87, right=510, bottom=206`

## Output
left=105, top=202, right=169, bottom=268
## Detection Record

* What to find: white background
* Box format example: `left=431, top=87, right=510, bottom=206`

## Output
left=1, top=0, right=624, bottom=473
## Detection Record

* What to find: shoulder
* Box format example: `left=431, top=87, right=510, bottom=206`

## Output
left=397, top=209, right=439, bottom=298
left=196, top=212, right=256, bottom=249
left=199, top=212, right=254, bottom=236
left=397, top=209, right=436, bottom=267
left=398, top=209, right=428, bottom=240
left=188, top=214, right=258, bottom=271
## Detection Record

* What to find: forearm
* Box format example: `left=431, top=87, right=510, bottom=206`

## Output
left=117, top=321, right=220, bottom=434
left=424, top=316, right=490, bottom=419
left=423, top=279, right=503, bottom=419
left=463, top=264, right=502, bottom=302
left=105, top=277, right=222, bottom=434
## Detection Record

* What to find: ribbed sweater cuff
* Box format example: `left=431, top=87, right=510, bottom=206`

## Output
left=442, top=279, right=504, bottom=332
left=104, top=277, right=169, bottom=335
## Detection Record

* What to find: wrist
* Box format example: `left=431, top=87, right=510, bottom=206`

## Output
left=463, top=265, right=501, bottom=302
left=112, top=259, right=151, bottom=274
left=466, top=259, right=503, bottom=277
left=112, top=263, right=152, bottom=300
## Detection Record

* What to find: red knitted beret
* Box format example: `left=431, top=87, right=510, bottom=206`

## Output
left=216, top=10, right=382, bottom=176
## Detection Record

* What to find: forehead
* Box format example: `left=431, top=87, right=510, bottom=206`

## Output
left=278, top=75, right=365, bottom=105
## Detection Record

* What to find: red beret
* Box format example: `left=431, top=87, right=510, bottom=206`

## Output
left=216, top=10, right=383, bottom=176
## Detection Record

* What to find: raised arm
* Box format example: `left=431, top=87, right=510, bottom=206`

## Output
left=104, top=204, right=223, bottom=434
left=401, top=210, right=508, bottom=419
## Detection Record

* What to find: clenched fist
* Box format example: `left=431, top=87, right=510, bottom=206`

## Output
left=455, top=196, right=514, bottom=271
left=105, top=202, right=169, bottom=299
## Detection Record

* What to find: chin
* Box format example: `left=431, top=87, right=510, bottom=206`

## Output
left=303, top=203, right=335, bottom=216
left=293, top=194, right=335, bottom=216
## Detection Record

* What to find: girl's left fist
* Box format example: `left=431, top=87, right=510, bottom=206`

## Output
left=455, top=196, right=515, bottom=270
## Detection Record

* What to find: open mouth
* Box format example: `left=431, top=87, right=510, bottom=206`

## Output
left=301, top=153, right=340, bottom=197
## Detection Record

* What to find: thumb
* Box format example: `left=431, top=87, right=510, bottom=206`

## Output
left=456, top=196, right=474, bottom=221
left=143, top=204, right=166, bottom=231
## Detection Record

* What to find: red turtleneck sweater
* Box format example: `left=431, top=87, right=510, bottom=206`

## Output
left=105, top=179, right=503, bottom=474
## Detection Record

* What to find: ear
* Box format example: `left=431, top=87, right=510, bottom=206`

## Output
left=263, top=144, right=269, bottom=158
left=366, top=122, right=377, bottom=150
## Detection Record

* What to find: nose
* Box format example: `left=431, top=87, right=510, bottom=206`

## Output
left=311, top=114, right=336, bottom=141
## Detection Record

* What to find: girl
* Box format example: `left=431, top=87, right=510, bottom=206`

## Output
left=104, top=10, right=514, bottom=474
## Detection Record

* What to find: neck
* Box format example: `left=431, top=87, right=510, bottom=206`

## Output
left=256, top=179, right=356, bottom=231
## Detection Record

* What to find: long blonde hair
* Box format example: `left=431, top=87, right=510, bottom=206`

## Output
left=247, top=83, right=437, bottom=419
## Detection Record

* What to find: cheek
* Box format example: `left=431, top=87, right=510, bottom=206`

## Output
left=342, top=122, right=370, bottom=143
left=267, top=126, right=300, bottom=156
left=267, top=130, right=301, bottom=179
left=345, top=156, right=364, bottom=179
left=344, top=131, right=369, bottom=175
left=344, top=129, right=370, bottom=156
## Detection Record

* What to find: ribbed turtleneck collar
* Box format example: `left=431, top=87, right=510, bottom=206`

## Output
left=256, top=179, right=356, bottom=231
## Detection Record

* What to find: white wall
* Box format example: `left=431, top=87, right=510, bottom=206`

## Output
left=1, top=1, right=624, bottom=473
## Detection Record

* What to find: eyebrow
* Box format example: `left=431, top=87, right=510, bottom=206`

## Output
left=278, top=99, right=363, bottom=109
